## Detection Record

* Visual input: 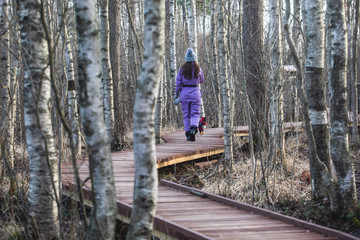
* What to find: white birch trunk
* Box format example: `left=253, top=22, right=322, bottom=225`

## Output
left=74, top=0, right=117, bottom=238
left=351, top=0, right=359, bottom=147
left=269, top=0, right=285, bottom=164
left=18, top=0, right=60, bottom=237
left=182, top=0, right=189, bottom=42
left=304, top=0, right=333, bottom=194
left=109, top=0, right=123, bottom=144
left=126, top=0, right=165, bottom=238
left=186, top=0, right=197, bottom=51
left=210, top=0, right=222, bottom=127
left=155, top=72, right=163, bottom=144
left=64, top=24, right=81, bottom=160
left=284, top=0, right=337, bottom=209
left=100, top=0, right=115, bottom=142
left=169, top=0, right=177, bottom=99
left=327, top=0, right=357, bottom=213
left=217, top=0, right=233, bottom=171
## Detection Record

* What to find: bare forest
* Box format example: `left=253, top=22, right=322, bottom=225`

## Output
left=1, top=0, right=360, bottom=239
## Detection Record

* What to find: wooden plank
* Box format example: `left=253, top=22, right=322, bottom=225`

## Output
left=160, top=180, right=358, bottom=240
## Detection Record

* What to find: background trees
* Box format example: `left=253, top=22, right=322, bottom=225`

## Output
left=1, top=0, right=360, bottom=238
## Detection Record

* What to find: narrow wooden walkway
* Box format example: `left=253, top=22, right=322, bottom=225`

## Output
left=62, top=127, right=358, bottom=240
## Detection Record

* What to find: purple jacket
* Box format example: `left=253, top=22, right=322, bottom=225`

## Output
left=175, top=66, right=204, bottom=102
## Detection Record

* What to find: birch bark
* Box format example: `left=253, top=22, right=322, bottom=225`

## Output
left=155, top=72, right=163, bottom=144
left=64, top=24, right=81, bottom=159
left=304, top=0, right=332, bottom=183
left=211, top=0, right=221, bottom=127
left=269, top=0, right=285, bottom=164
left=327, top=0, right=357, bottom=213
left=351, top=0, right=359, bottom=147
left=186, top=0, right=197, bottom=52
left=109, top=0, right=123, bottom=144
left=182, top=0, right=189, bottom=42
left=218, top=0, right=233, bottom=171
left=74, top=0, right=117, bottom=238
left=169, top=0, right=177, bottom=99
left=126, top=0, right=165, bottom=238
left=17, top=0, right=60, bottom=237
left=100, top=0, right=115, bottom=142
left=284, top=0, right=337, bottom=209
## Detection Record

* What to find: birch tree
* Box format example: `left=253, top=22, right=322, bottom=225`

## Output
left=155, top=73, right=163, bottom=144
left=351, top=0, right=359, bottom=147
left=74, top=0, right=117, bottom=238
left=64, top=24, right=81, bottom=160
left=18, top=0, right=60, bottom=237
left=169, top=0, right=177, bottom=99
left=304, top=0, right=332, bottom=190
left=211, top=0, right=221, bottom=127
left=186, top=0, right=197, bottom=52
left=327, top=0, right=357, bottom=213
left=100, top=0, right=115, bottom=142
left=284, top=0, right=337, bottom=209
left=268, top=0, right=285, bottom=164
left=217, top=0, right=233, bottom=173
left=109, top=0, right=123, bottom=145
left=126, top=0, right=165, bottom=238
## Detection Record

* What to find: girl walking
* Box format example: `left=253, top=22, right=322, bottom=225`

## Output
left=175, top=48, right=204, bottom=141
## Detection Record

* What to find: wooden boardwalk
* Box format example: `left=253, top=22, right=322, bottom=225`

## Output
left=62, top=127, right=358, bottom=240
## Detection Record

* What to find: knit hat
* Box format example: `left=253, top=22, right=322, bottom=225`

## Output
left=185, top=48, right=196, bottom=62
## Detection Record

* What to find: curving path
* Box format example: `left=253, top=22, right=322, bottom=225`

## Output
left=62, top=127, right=357, bottom=240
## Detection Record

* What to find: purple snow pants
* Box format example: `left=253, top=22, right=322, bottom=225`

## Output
left=180, top=87, right=202, bottom=132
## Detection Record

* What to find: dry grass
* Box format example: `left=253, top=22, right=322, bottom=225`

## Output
left=198, top=132, right=312, bottom=209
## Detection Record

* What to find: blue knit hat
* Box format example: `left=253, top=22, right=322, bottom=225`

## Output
left=185, top=48, right=196, bottom=62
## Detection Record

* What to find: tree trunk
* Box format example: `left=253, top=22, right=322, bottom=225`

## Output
left=74, top=0, right=117, bottom=238
left=218, top=0, right=233, bottom=173
left=243, top=0, right=266, bottom=148
left=126, top=0, right=165, bottom=239
left=169, top=0, right=177, bottom=99
left=18, top=0, right=60, bottom=237
left=351, top=0, right=359, bottom=147
left=269, top=0, right=285, bottom=165
left=100, top=0, right=115, bottom=142
left=304, top=0, right=332, bottom=187
left=155, top=71, right=163, bottom=144
left=186, top=0, right=196, bottom=51
left=327, top=0, right=358, bottom=213
left=182, top=0, right=189, bottom=43
left=64, top=24, right=81, bottom=160
left=109, top=0, right=124, bottom=145
left=126, top=0, right=139, bottom=87
left=1, top=0, right=17, bottom=194
left=210, top=0, right=221, bottom=127
left=284, top=0, right=337, bottom=210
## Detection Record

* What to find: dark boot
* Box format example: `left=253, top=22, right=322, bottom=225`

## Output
left=189, top=127, right=197, bottom=142
left=185, top=131, right=191, bottom=141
